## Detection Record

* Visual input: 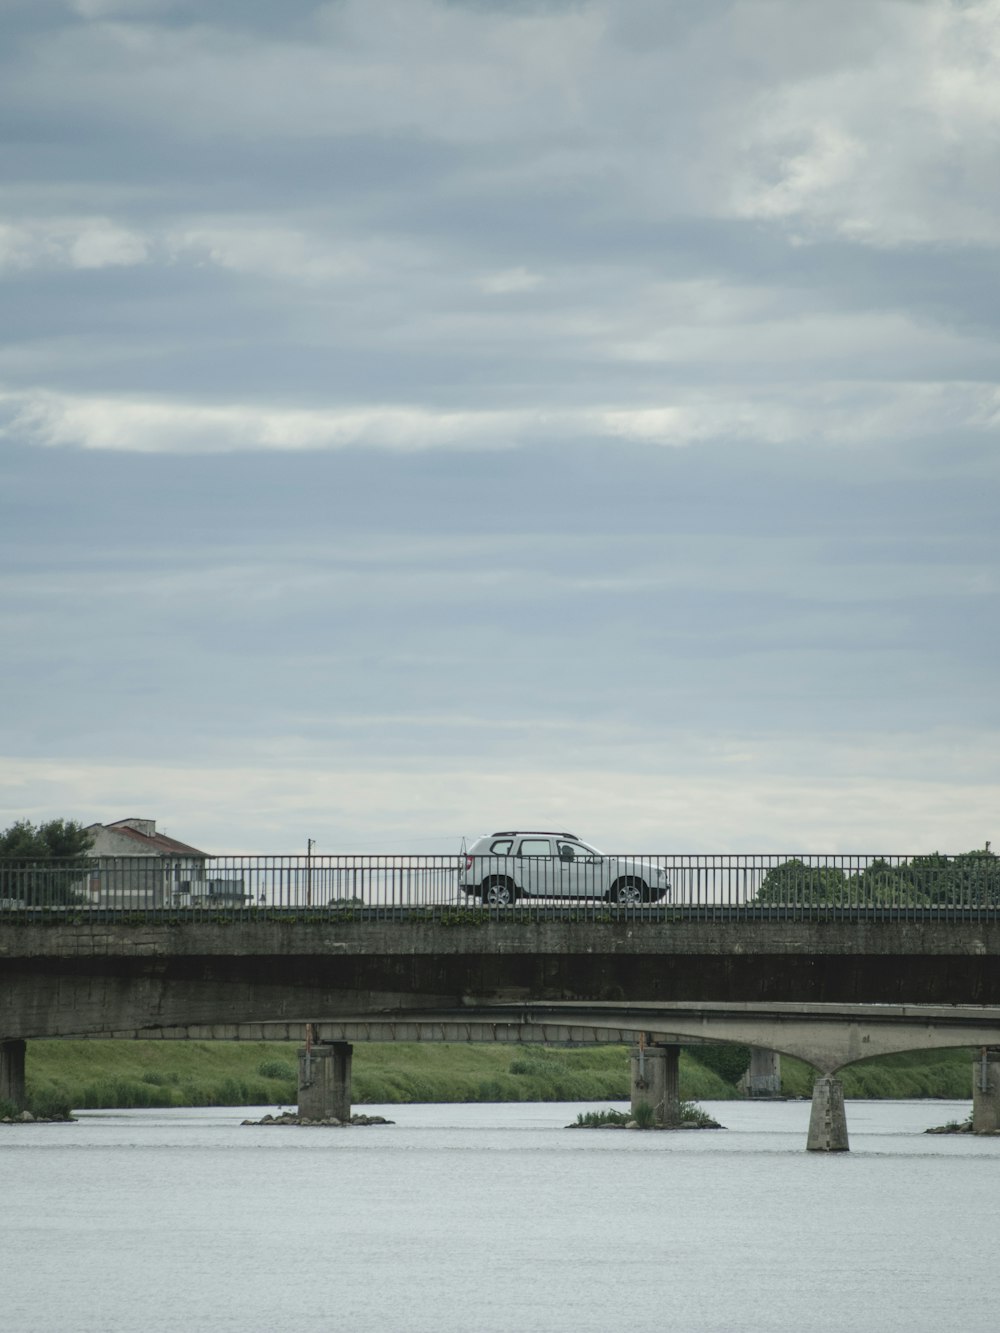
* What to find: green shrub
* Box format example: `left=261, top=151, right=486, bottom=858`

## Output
left=29, top=1089, right=73, bottom=1119
left=572, top=1108, right=631, bottom=1127
left=78, top=1078, right=168, bottom=1109
left=632, top=1099, right=656, bottom=1128
left=257, top=1059, right=296, bottom=1081
left=678, top=1100, right=720, bottom=1128
left=686, top=1044, right=752, bottom=1086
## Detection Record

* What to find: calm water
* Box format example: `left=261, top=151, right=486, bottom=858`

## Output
left=1, top=1099, right=996, bottom=1333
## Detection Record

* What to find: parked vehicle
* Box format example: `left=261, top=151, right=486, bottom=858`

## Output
left=458, top=831, right=670, bottom=906
left=169, top=879, right=249, bottom=908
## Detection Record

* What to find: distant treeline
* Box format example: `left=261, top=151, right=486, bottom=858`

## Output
left=757, top=849, right=999, bottom=906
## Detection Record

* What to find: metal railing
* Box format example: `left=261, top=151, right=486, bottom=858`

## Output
left=0, top=851, right=998, bottom=921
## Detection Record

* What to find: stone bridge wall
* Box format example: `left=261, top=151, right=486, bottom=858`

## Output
left=4, top=917, right=1000, bottom=1040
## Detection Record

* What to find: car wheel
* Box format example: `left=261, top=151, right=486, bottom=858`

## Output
left=609, top=879, right=646, bottom=905
left=482, top=878, right=516, bottom=907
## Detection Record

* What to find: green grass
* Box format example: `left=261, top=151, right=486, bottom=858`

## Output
left=777, top=1048, right=976, bottom=1100
left=22, top=1041, right=977, bottom=1111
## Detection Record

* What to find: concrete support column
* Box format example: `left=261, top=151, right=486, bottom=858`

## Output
left=298, top=1042, right=352, bottom=1122
left=972, top=1049, right=1000, bottom=1134
left=0, top=1038, right=27, bottom=1110
left=747, top=1049, right=782, bottom=1098
left=630, top=1042, right=681, bottom=1127
left=807, top=1075, right=849, bottom=1152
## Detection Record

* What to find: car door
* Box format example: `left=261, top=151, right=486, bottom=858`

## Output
left=557, top=841, right=606, bottom=898
left=516, top=837, right=557, bottom=897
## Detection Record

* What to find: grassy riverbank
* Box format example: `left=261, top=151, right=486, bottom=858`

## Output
left=21, top=1041, right=977, bottom=1115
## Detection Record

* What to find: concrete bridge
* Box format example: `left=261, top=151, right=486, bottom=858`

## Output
left=4, top=913, right=1000, bottom=1148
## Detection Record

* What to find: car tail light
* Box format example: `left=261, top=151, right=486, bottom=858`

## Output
left=464, top=855, right=474, bottom=870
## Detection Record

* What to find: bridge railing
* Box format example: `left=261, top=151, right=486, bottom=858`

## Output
left=0, top=851, right=998, bottom=920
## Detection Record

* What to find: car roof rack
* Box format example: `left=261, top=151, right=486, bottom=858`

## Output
left=490, top=830, right=578, bottom=839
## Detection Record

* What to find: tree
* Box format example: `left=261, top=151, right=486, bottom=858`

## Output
left=686, top=1043, right=752, bottom=1086
left=0, top=819, right=95, bottom=905
left=755, top=849, right=1000, bottom=908
left=754, top=858, right=850, bottom=906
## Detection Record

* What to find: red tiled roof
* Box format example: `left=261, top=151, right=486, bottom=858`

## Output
left=104, top=822, right=208, bottom=858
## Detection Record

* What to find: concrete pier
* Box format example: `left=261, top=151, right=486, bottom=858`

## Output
left=0, top=1038, right=26, bottom=1110
left=807, top=1076, right=849, bottom=1152
left=298, top=1041, right=352, bottom=1122
left=630, top=1042, right=681, bottom=1126
left=747, top=1048, right=782, bottom=1097
left=972, top=1048, right=1000, bottom=1133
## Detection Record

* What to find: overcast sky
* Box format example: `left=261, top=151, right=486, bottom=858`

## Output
left=1, top=0, right=997, bottom=854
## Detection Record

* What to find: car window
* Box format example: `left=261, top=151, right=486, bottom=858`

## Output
left=566, top=842, right=597, bottom=859
left=518, top=838, right=552, bottom=857
left=489, top=840, right=513, bottom=855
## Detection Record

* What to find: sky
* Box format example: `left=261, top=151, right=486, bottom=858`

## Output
left=1, top=0, right=998, bottom=855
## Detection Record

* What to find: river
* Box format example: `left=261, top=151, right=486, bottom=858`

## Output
left=1, top=1098, right=995, bottom=1332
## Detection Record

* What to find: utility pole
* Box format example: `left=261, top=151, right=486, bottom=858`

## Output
left=306, top=838, right=315, bottom=907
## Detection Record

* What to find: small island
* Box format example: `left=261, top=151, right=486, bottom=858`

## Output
left=568, top=1102, right=723, bottom=1130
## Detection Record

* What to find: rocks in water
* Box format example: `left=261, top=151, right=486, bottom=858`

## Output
left=242, top=1111, right=394, bottom=1127
left=924, top=1118, right=1000, bottom=1135
left=1, top=1110, right=76, bottom=1124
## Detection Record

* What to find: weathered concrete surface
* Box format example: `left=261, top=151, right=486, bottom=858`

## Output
left=972, top=1050, right=1000, bottom=1133
left=807, top=1077, right=850, bottom=1152
left=630, top=1043, right=681, bottom=1126
left=4, top=917, right=1000, bottom=1041
left=747, top=1048, right=782, bottom=1097
left=0, top=1038, right=26, bottom=1108
left=298, top=1042, right=352, bottom=1122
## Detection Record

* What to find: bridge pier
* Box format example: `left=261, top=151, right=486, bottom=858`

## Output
left=0, top=1038, right=26, bottom=1110
left=630, top=1042, right=681, bottom=1126
left=972, top=1048, right=1000, bottom=1133
left=747, top=1049, right=782, bottom=1097
left=807, top=1076, right=850, bottom=1152
left=298, top=1042, right=352, bottom=1122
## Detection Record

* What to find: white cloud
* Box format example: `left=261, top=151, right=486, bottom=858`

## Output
left=169, top=225, right=367, bottom=283
left=0, top=217, right=149, bottom=272
left=733, top=123, right=867, bottom=224
left=3, top=379, right=999, bottom=454
left=725, top=0, right=1000, bottom=245
left=0, top=390, right=533, bottom=452
left=478, top=267, right=543, bottom=295
left=2, top=743, right=996, bottom=855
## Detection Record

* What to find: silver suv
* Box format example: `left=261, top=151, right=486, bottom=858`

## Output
left=458, top=831, right=670, bottom=906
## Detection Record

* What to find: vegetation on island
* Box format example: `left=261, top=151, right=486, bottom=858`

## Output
left=571, top=1102, right=721, bottom=1129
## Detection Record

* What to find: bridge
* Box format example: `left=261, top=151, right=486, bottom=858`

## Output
left=4, top=897, right=1000, bottom=1150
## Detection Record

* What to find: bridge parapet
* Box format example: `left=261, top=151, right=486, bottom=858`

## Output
left=2, top=850, right=999, bottom=921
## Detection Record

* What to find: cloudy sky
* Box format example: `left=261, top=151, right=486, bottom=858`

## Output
left=1, top=0, right=997, bottom=855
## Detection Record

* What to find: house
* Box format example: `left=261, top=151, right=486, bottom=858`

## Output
left=85, top=818, right=244, bottom=908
